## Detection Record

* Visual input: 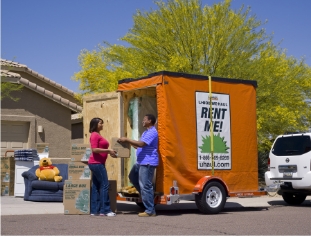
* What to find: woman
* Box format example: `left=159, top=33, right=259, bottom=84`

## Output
left=88, top=117, right=117, bottom=216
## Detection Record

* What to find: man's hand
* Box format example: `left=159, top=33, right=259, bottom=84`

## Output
left=118, top=137, right=128, bottom=143
left=118, top=137, right=146, bottom=148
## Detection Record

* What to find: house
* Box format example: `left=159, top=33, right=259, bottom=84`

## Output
left=1, top=59, right=83, bottom=159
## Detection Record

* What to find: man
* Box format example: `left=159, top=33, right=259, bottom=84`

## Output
left=118, top=114, right=158, bottom=217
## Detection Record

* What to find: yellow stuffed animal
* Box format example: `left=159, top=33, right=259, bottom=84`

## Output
left=35, top=157, right=62, bottom=182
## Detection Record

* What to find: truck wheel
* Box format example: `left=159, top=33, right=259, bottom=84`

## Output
left=195, top=181, right=226, bottom=214
left=282, top=193, right=306, bottom=205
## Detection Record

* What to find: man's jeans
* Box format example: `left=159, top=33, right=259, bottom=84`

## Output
left=129, top=163, right=156, bottom=214
left=88, top=163, right=112, bottom=214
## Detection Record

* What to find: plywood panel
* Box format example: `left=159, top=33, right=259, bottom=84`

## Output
left=83, top=92, right=122, bottom=189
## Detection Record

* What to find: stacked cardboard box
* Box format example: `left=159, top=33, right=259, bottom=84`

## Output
left=1, top=157, right=15, bottom=196
left=68, top=161, right=91, bottom=180
left=63, top=179, right=91, bottom=215
left=64, top=144, right=117, bottom=214
left=70, top=144, right=92, bottom=162
left=63, top=144, right=91, bottom=215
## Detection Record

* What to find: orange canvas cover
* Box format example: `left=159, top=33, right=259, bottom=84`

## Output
left=118, top=72, right=258, bottom=195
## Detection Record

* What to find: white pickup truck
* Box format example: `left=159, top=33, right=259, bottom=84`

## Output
left=265, top=132, right=311, bottom=205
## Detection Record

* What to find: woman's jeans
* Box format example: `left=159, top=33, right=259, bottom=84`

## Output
left=88, top=163, right=112, bottom=214
left=129, top=163, right=156, bottom=214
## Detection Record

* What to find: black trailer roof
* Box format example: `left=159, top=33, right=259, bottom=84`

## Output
left=118, top=71, right=257, bottom=87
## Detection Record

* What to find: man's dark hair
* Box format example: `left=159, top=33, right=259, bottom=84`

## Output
left=89, top=117, right=103, bottom=133
left=145, top=114, right=156, bottom=125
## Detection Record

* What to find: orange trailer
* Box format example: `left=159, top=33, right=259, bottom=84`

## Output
left=114, top=71, right=266, bottom=214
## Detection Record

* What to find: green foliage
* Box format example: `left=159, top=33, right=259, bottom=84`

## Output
left=73, top=0, right=311, bottom=151
left=253, top=48, right=311, bottom=151
left=1, top=82, right=23, bottom=101
left=199, top=133, right=229, bottom=153
left=258, top=150, right=269, bottom=182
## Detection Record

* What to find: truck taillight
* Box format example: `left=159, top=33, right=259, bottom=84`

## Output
left=170, top=187, right=175, bottom=195
left=268, top=158, right=270, bottom=171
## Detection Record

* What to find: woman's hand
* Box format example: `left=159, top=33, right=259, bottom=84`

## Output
left=109, top=149, right=117, bottom=158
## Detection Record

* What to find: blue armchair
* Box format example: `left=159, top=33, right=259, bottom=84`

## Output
left=22, top=164, right=68, bottom=202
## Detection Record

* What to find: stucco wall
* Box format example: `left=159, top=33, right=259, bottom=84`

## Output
left=1, top=87, right=72, bottom=158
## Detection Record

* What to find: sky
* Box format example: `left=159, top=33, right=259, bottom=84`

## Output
left=1, top=0, right=311, bottom=93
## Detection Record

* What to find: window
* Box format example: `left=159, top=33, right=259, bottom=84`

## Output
left=272, top=136, right=311, bottom=156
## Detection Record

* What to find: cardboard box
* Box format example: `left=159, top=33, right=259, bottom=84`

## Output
left=1, top=182, right=14, bottom=196
left=111, top=137, right=130, bottom=158
left=109, top=180, right=117, bottom=213
left=68, top=162, right=91, bottom=180
left=1, top=157, right=15, bottom=196
left=71, top=144, right=91, bottom=162
left=1, top=156, right=15, bottom=174
left=63, top=180, right=91, bottom=215
left=63, top=180, right=117, bottom=215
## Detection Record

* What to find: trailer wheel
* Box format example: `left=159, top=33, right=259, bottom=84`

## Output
left=195, top=181, right=226, bottom=214
left=282, top=193, right=306, bottom=205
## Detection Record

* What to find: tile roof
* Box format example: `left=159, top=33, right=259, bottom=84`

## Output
left=71, top=113, right=83, bottom=120
left=0, top=59, right=27, bottom=68
left=1, top=70, right=21, bottom=80
left=1, top=59, right=75, bottom=96
left=1, top=62, right=82, bottom=113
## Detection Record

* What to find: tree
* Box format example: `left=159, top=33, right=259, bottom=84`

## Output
left=249, top=46, right=311, bottom=151
left=73, top=0, right=311, bottom=151
left=1, top=82, right=23, bottom=101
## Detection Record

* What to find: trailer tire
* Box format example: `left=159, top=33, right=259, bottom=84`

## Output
left=282, top=193, right=306, bottom=205
left=195, top=181, right=226, bottom=214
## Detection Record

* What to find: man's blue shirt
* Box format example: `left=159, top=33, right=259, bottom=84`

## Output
left=136, top=126, right=159, bottom=166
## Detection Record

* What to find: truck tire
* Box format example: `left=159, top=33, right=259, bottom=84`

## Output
left=282, top=193, right=307, bottom=205
left=195, top=181, right=226, bottom=214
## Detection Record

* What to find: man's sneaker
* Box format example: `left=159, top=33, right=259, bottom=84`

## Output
left=90, top=214, right=99, bottom=216
left=100, top=212, right=116, bottom=217
left=138, top=212, right=156, bottom=217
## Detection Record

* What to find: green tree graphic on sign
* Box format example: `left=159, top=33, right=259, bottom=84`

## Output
left=199, top=133, right=229, bottom=153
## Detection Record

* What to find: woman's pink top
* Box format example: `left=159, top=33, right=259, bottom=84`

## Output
left=88, top=132, right=109, bottom=164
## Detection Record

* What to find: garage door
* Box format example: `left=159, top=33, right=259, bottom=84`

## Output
left=1, top=121, right=29, bottom=156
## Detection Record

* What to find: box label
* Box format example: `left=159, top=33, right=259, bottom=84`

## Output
left=71, top=144, right=91, bottom=162
left=68, top=162, right=91, bottom=180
